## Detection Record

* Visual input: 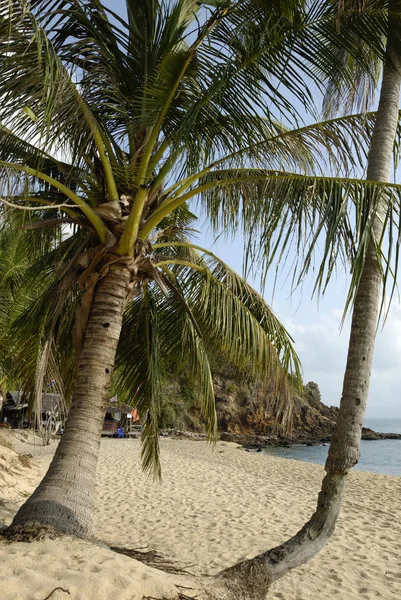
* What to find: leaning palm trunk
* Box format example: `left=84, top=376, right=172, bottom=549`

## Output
left=219, top=45, right=401, bottom=598
left=9, top=263, right=131, bottom=538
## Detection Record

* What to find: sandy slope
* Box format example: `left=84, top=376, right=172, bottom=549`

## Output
left=1, top=436, right=401, bottom=599
left=0, top=430, right=51, bottom=526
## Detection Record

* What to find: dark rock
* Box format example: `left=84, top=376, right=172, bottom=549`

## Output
left=160, top=359, right=398, bottom=449
left=215, top=381, right=401, bottom=448
left=220, top=432, right=275, bottom=446
left=362, top=427, right=380, bottom=440
left=362, top=427, right=401, bottom=441
left=216, top=379, right=339, bottom=447
left=160, top=428, right=207, bottom=441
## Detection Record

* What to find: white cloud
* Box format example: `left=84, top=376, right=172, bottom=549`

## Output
left=285, top=302, right=401, bottom=417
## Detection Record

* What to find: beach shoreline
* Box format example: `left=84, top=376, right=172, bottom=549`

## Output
left=1, top=434, right=401, bottom=599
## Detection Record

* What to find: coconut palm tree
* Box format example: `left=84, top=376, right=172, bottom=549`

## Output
left=1, top=0, right=400, bottom=545
left=216, top=1, right=401, bottom=596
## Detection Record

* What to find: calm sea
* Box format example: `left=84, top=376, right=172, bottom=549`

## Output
left=261, top=418, right=401, bottom=476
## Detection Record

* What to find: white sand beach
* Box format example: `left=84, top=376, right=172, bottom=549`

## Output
left=1, top=433, right=401, bottom=599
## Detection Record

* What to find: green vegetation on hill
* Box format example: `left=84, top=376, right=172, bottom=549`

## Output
left=157, top=355, right=338, bottom=442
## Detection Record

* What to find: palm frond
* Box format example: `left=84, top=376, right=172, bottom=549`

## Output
left=114, top=284, right=163, bottom=478
left=174, top=260, right=299, bottom=423
left=200, top=168, right=401, bottom=303
left=0, top=2, right=85, bottom=158
left=179, top=313, right=217, bottom=440
left=320, top=0, right=401, bottom=117
left=1, top=225, right=86, bottom=404
left=114, top=235, right=304, bottom=475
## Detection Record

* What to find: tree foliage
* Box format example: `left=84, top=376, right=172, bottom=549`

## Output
left=1, top=0, right=401, bottom=475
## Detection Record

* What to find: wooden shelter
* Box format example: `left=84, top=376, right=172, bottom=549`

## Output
left=102, top=401, right=139, bottom=437
left=0, top=391, right=65, bottom=432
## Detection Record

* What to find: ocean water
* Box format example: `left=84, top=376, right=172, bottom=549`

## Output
left=261, top=418, right=401, bottom=477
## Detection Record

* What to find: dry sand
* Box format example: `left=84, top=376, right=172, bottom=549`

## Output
left=1, top=434, right=401, bottom=599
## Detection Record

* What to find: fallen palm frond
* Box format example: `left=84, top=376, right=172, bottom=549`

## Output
left=109, top=544, right=195, bottom=576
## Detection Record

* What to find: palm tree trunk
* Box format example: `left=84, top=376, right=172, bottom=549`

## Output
left=219, top=44, right=401, bottom=598
left=8, top=263, right=131, bottom=538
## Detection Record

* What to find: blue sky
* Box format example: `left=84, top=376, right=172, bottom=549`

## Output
left=104, top=0, right=401, bottom=417
left=197, top=226, right=401, bottom=419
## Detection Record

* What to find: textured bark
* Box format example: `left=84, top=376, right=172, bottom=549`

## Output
left=9, top=263, right=131, bottom=538
left=219, top=40, right=401, bottom=598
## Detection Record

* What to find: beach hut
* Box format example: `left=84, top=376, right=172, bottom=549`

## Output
left=1, top=391, right=29, bottom=428
left=102, top=402, right=138, bottom=437
left=0, top=391, right=66, bottom=437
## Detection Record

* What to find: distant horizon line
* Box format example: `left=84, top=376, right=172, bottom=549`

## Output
left=364, top=415, right=401, bottom=419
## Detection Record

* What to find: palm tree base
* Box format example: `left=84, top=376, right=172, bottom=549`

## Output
left=2, top=523, right=62, bottom=543
left=8, top=263, right=131, bottom=540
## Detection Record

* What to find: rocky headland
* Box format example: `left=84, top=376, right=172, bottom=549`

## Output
left=215, top=379, right=401, bottom=447
left=159, top=361, right=401, bottom=447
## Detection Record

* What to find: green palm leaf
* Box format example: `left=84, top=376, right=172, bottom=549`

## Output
left=114, top=237, right=302, bottom=476
left=200, top=168, right=401, bottom=302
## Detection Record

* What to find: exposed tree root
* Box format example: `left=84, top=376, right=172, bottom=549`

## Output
left=109, top=545, right=272, bottom=600
left=199, top=574, right=271, bottom=600
left=142, top=576, right=272, bottom=600
left=1, top=524, right=62, bottom=543
left=0, top=534, right=270, bottom=599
